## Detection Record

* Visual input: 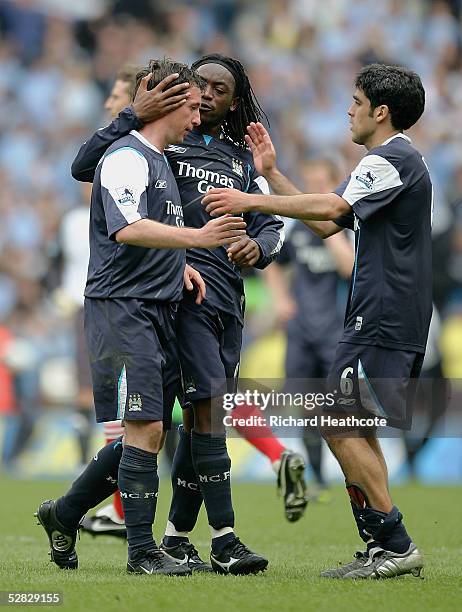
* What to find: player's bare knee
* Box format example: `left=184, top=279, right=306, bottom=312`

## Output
left=123, top=419, right=164, bottom=452
left=182, top=405, right=194, bottom=433
left=193, top=400, right=214, bottom=433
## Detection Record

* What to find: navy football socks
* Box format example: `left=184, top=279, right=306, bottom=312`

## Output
left=164, top=426, right=203, bottom=547
left=118, top=445, right=159, bottom=558
left=347, top=482, right=412, bottom=554
left=211, top=532, right=235, bottom=555
left=55, top=437, right=123, bottom=530
left=191, top=430, right=234, bottom=533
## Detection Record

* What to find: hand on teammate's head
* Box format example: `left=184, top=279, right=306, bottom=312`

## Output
left=132, top=72, right=191, bottom=124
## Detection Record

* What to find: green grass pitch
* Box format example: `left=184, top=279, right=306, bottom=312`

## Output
left=0, top=477, right=461, bottom=612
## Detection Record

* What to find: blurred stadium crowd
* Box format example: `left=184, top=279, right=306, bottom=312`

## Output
left=1, top=0, right=462, bottom=471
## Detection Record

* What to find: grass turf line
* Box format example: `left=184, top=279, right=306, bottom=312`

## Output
left=0, top=477, right=461, bottom=612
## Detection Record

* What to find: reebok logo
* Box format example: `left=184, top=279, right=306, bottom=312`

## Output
left=336, top=398, right=356, bottom=406
left=184, top=378, right=197, bottom=394
left=165, top=145, right=187, bottom=153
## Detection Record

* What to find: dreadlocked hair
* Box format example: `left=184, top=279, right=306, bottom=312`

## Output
left=191, top=53, right=269, bottom=148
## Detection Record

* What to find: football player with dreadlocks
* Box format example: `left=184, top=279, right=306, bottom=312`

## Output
left=68, top=54, right=307, bottom=575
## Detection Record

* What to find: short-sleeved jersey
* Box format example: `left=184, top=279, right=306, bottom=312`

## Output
left=85, top=130, right=185, bottom=301
left=334, top=134, right=432, bottom=353
left=71, top=111, right=284, bottom=324
left=165, top=130, right=284, bottom=323
left=278, top=222, right=344, bottom=344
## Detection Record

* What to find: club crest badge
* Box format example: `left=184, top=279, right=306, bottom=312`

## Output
left=232, top=158, right=244, bottom=177
left=128, top=393, right=142, bottom=411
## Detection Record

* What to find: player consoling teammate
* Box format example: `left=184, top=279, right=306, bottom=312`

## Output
left=83, top=57, right=307, bottom=536
left=74, top=54, right=308, bottom=563
left=204, top=63, right=431, bottom=579
left=35, top=58, right=251, bottom=577
left=35, top=53, right=298, bottom=577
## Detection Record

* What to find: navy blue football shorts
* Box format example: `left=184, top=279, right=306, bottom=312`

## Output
left=177, top=293, right=242, bottom=403
left=326, top=342, right=424, bottom=429
left=84, top=297, right=180, bottom=428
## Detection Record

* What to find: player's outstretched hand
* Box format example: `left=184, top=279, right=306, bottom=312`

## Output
left=132, top=72, right=190, bottom=123
left=184, top=264, right=206, bottom=304
left=199, top=215, right=247, bottom=248
left=245, top=122, right=276, bottom=177
left=203, top=188, right=254, bottom=216
left=227, top=236, right=261, bottom=268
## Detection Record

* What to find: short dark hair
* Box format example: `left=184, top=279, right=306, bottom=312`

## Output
left=132, top=58, right=206, bottom=101
left=191, top=53, right=268, bottom=148
left=355, top=64, right=425, bottom=131
left=115, top=64, right=140, bottom=98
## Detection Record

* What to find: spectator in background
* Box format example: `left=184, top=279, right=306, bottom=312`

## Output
left=0, top=0, right=462, bottom=479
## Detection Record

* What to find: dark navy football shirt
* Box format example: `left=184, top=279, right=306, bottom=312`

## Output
left=165, top=130, right=284, bottom=321
left=334, top=133, right=433, bottom=353
left=278, top=221, right=344, bottom=344
left=72, top=108, right=284, bottom=324
left=85, top=130, right=185, bottom=301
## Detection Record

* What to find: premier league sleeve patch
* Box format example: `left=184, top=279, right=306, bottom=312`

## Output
left=340, top=154, right=403, bottom=212
left=355, top=167, right=379, bottom=190
left=115, top=186, right=137, bottom=205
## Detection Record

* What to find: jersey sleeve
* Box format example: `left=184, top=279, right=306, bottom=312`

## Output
left=71, top=107, right=143, bottom=182
left=333, top=177, right=354, bottom=229
left=246, top=164, right=270, bottom=196
left=245, top=211, right=285, bottom=269
left=334, top=153, right=406, bottom=222
left=100, top=147, right=149, bottom=240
